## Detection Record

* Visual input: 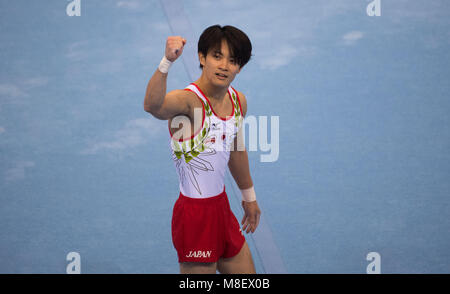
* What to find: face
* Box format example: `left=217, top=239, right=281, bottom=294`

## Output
left=199, top=39, right=241, bottom=87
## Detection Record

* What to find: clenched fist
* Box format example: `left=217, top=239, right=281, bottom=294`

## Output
left=165, top=36, right=186, bottom=62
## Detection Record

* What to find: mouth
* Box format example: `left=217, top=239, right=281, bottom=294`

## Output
left=215, top=73, right=228, bottom=80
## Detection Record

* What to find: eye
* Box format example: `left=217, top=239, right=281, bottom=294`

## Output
left=230, top=58, right=236, bottom=64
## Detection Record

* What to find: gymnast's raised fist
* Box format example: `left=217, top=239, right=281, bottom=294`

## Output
left=165, top=36, right=186, bottom=62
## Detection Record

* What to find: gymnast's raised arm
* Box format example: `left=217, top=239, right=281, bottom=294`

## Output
left=143, top=36, right=190, bottom=120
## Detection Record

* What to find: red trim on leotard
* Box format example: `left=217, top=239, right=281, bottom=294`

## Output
left=168, top=88, right=206, bottom=142
left=190, top=83, right=234, bottom=121
left=231, top=86, right=244, bottom=117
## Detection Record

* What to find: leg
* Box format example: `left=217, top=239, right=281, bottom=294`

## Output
left=179, top=262, right=217, bottom=274
left=217, top=241, right=256, bottom=274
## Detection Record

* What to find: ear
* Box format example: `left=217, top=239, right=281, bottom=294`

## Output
left=198, top=52, right=206, bottom=68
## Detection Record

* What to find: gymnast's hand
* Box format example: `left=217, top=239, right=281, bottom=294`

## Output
left=165, top=36, right=186, bottom=62
left=241, top=200, right=261, bottom=234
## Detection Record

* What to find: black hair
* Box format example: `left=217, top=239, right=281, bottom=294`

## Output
left=198, top=25, right=252, bottom=69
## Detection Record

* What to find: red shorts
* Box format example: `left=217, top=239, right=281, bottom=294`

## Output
left=171, top=187, right=246, bottom=263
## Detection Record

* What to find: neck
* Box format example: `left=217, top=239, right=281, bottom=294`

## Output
left=194, top=74, right=228, bottom=101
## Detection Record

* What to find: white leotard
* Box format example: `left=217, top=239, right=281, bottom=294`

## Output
left=168, top=83, right=243, bottom=198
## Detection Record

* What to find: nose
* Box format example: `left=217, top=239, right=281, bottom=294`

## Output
left=218, top=59, right=229, bottom=71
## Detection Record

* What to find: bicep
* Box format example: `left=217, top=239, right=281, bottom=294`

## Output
left=228, top=128, right=246, bottom=170
left=233, top=125, right=246, bottom=152
left=229, top=91, right=247, bottom=153
left=238, top=91, right=247, bottom=117
left=151, top=90, right=191, bottom=120
left=228, top=91, right=247, bottom=163
left=228, top=134, right=250, bottom=182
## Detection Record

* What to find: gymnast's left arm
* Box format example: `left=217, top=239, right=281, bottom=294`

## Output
left=228, top=93, right=261, bottom=233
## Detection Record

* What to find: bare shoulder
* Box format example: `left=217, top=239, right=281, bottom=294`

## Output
left=236, top=90, right=247, bottom=117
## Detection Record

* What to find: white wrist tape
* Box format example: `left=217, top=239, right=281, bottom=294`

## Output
left=158, top=56, right=172, bottom=74
left=241, top=186, right=257, bottom=202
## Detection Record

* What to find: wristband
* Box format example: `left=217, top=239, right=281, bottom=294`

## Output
left=241, top=186, right=257, bottom=202
left=158, top=55, right=172, bottom=74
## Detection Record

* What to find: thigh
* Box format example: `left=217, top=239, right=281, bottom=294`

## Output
left=180, top=262, right=217, bottom=274
left=217, top=241, right=256, bottom=274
